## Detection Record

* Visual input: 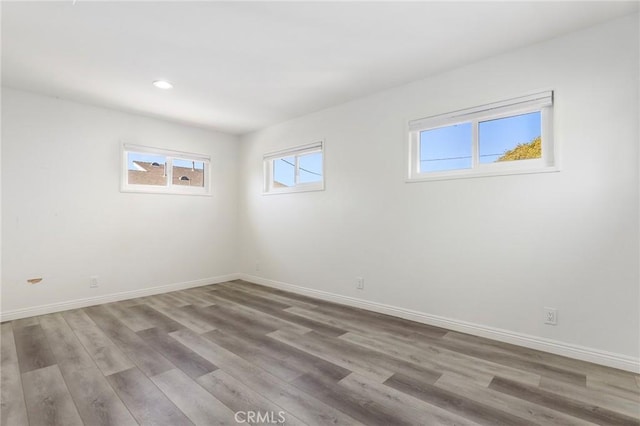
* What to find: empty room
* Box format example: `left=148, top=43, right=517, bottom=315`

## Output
left=1, top=1, right=639, bottom=425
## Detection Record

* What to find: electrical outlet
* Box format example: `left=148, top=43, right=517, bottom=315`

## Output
left=356, top=277, right=364, bottom=290
left=90, top=276, right=99, bottom=288
left=544, top=307, right=557, bottom=325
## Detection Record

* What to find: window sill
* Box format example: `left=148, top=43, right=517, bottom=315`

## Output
left=263, top=183, right=325, bottom=195
left=121, top=186, right=211, bottom=196
left=406, top=166, right=559, bottom=183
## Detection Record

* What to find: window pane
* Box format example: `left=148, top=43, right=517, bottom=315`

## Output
left=298, top=152, right=323, bottom=184
left=273, top=156, right=295, bottom=187
left=479, top=111, right=541, bottom=163
left=127, top=152, right=167, bottom=186
left=172, top=158, right=205, bottom=187
left=420, top=123, right=472, bottom=172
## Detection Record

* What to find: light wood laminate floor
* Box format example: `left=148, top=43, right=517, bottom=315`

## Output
left=2, top=280, right=639, bottom=425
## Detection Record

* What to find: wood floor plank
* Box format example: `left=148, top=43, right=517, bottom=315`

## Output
left=107, top=367, right=193, bottom=426
left=85, top=305, right=175, bottom=376
left=588, top=373, right=640, bottom=396
left=231, top=280, right=338, bottom=308
left=11, top=317, right=40, bottom=329
left=294, top=312, right=542, bottom=387
left=436, top=373, right=597, bottom=426
left=265, top=309, right=349, bottom=338
left=203, top=329, right=304, bottom=382
left=209, top=298, right=312, bottom=335
left=586, top=377, right=640, bottom=403
left=340, top=329, right=541, bottom=386
left=207, top=325, right=351, bottom=382
left=180, top=304, right=277, bottom=336
left=285, top=305, right=388, bottom=336
left=39, top=314, right=95, bottom=370
left=339, top=331, right=508, bottom=387
left=312, top=330, right=445, bottom=385
left=39, top=313, right=138, bottom=426
left=189, top=314, right=349, bottom=383
left=137, top=295, right=172, bottom=310
left=145, top=293, right=189, bottom=312
left=156, top=293, right=191, bottom=308
left=339, top=372, right=480, bottom=426
left=138, top=327, right=217, bottom=379
left=196, top=286, right=229, bottom=297
left=153, top=302, right=218, bottom=333
left=214, top=286, right=292, bottom=310
left=489, top=376, right=640, bottom=425
left=202, top=303, right=280, bottom=335
left=446, top=330, right=640, bottom=386
left=62, top=309, right=135, bottom=376
left=58, top=365, right=138, bottom=426
left=151, top=368, right=236, bottom=425
left=291, top=372, right=414, bottom=426
left=230, top=281, right=319, bottom=310
left=197, top=369, right=308, bottom=426
left=129, top=304, right=184, bottom=333
left=210, top=287, right=348, bottom=337
left=172, top=289, right=217, bottom=307
left=170, top=328, right=363, bottom=425
left=432, top=331, right=588, bottom=386
left=1, top=323, right=29, bottom=426
left=103, top=301, right=156, bottom=332
left=13, top=323, right=57, bottom=373
left=541, top=377, right=640, bottom=418
left=269, top=329, right=395, bottom=383
left=274, top=328, right=446, bottom=387
left=22, top=364, right=83, bottom=426
left=384, top=372, right=532, bottom=425
left=116, top=298, right=142, bottom=308
left=310, top=302, right=448, bottom=340
left=174, top=304, right=231, bottom=331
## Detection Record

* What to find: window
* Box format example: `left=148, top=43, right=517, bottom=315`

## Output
left=407, top=91, right=556, bottom=181
left=263, top=141, right=324, bottom=194
left=122, top=144, right=210, bottom=195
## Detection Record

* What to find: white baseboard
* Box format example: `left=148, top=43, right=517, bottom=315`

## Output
left=239, top=273, right=640, bottom=374
left=0, top=273, right=241, bottom=322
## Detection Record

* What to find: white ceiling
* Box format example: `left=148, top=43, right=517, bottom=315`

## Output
left=2, top=1, right=638, bottom=135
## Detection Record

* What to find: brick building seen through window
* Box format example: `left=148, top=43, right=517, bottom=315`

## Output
left=128, top=160, right=204, bottom=187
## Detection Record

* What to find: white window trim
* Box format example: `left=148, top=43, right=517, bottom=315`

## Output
left=406, top=91, right=558, bottom=183
left=121, top=143, right=211, bottom=195
left=263, top=141, right=325, bottom=195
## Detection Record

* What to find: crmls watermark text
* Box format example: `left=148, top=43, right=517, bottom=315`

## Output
left=234, top=410, right=286, bottom=424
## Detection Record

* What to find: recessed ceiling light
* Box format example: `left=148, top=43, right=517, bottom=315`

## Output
left=153, top=80, right=173, bottom=90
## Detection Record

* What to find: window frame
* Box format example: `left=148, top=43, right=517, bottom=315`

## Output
left=121, top=143, right=211, bottom=195
left=263, top=141, right=325, bottom=195
left=407, top=91, right=557, bottom=182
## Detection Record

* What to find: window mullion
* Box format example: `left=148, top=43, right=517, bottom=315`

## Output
left=167, top=157, right=173, bottom=188
left=471, top=120, right=479, bottom=169
left=541, top=107, right=553, bottom=166
left=294, top=155, right=300, bottom=185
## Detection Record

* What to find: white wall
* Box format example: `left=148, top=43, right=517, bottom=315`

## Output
left=239, top=15, right=639, bottom=362
left=1, top=88, right=240, bottom=314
